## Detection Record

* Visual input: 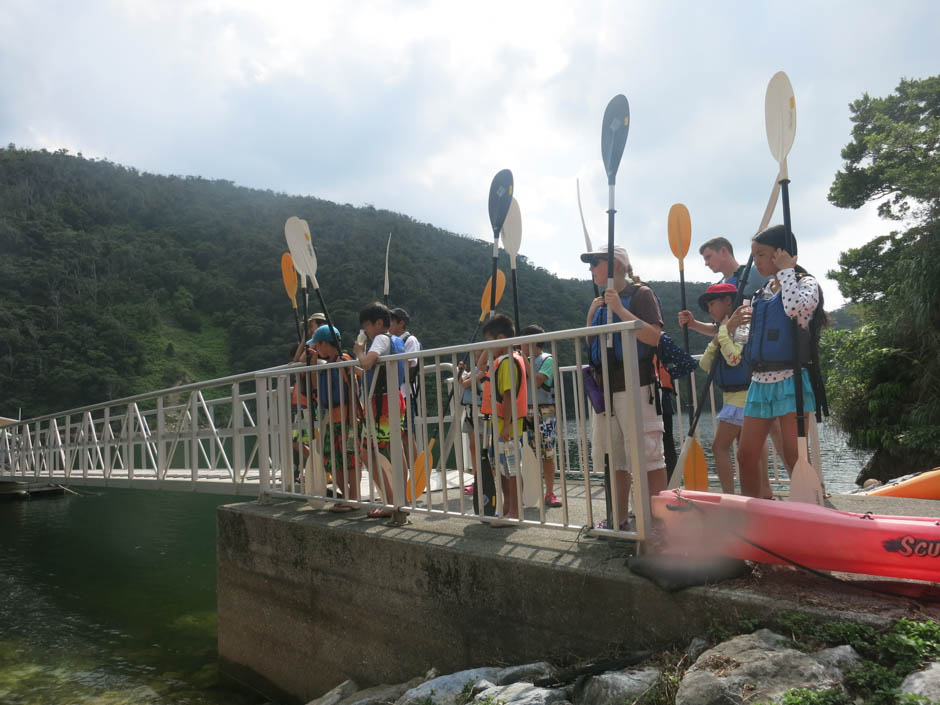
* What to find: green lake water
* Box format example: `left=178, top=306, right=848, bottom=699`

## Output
left=0, top=488, right=265, bottom=705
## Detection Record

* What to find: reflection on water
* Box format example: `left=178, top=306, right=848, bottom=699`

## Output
left=0, top=489, right=263, bottom=705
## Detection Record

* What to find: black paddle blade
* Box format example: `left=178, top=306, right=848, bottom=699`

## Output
left=601, top=94, right=630, bottom=185
left=488, top=169, right=514, bottom=237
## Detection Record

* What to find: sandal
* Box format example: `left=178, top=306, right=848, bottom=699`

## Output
left=367, top=508, right=394, bottom=519
left=329, top=503, right=357, bottom=513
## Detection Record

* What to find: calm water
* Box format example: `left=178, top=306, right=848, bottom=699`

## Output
left=0, top=421, right=869, bottom=704
left=0, top=488, right=264, bottom=705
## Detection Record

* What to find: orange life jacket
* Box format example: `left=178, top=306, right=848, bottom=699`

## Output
left=480, top=350, right=528, bottom=420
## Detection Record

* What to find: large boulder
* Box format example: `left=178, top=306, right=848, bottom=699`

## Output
left=575, top=668, right=661, bottom=705
left=472, top=681, right=570, bottom=704
left=396, top=667, right=500, bottom=705
left=900, top=661, right=940, bottom=703
left=675, top=630, right=856, bottom=705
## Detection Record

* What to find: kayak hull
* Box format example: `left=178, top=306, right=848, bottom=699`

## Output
left=863, top=468, right=940, bottom=500
left=651, top=490, right=940, bottom=583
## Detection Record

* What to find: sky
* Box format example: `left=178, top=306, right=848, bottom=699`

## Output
left=1, top=1, right=937, bottom=309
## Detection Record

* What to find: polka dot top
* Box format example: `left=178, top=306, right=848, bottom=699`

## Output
left=751, top=267, right=820, bottom=384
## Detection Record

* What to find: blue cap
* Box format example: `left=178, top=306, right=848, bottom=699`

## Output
left=312, top=324, right=341, bottom=345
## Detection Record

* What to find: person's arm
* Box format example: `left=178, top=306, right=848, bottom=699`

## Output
left=356, top=335, right=387, bottom=371
left=678, top=310, right=719, bottom=336
left=605, top=288, right=663, bottom=347
left=715, top=324, right=744, bottom=366
left=776, top=265, right=819, bottom=326
left=699, top=339, right=718, bottom=372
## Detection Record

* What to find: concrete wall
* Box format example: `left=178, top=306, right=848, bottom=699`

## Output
left=216, top=500, right=901, bottom=704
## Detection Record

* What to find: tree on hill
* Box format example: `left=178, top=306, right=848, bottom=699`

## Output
left=821, top=75, right=940, bottom=481
left=0, top=146, right=712, bottom=418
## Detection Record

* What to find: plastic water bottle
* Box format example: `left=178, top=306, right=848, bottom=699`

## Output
left=495, top=437, right=519, bottom=476
left=734, top=299, right=751, bottom=345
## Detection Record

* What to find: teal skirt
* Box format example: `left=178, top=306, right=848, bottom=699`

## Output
left=744, top=369, right=816, bottom=419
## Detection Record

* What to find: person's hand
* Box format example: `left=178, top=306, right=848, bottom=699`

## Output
left=604, top=288, right=629, bottom=320
left=773, top=248, right=797, bottom=271
left=500, top=425, right=511, bottom=442
left=353, top=340, right=364, bottom=358
left=588, top=295, right=604, bottom=317
left=727, top=304, right=751, bottom=336
left=678, top=309, right=694, bottom=327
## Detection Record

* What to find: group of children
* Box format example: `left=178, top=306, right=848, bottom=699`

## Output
left=288, top=222, right=826, bottom=528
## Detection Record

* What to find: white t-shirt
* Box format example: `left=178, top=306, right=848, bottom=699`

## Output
left=400, top=332, right=421, bottom=397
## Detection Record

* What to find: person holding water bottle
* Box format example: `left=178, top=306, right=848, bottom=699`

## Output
left=480, top=314, right=528, bottom=527
left=728, top=225, right=827, bottom=498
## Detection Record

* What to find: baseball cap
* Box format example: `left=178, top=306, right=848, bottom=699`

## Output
left=312, top=324, right=342, bottom=345
left=698, top=282, right=738, bottom=312
left=580, top=245, right=630, bottom=271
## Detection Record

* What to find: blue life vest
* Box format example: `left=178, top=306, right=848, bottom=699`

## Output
left=317, top=359, right=351, bottom=409
left=366, top=334, right=407, bottom=398
left=713, top=351, right=751, bottom=393
left=589, top=289, right=659, bottom=386
left=744, top=289, right=811, bottom=372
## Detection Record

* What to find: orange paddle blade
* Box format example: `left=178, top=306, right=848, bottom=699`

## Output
left=480, top=270, right=507, bottom=316
left=280, top=252, right=298, bottom=308
left=406, top=438, right=434, bottom=502
left=667, top=203, right=692, bottom=261
left=683, top=438, right=709, bottom=491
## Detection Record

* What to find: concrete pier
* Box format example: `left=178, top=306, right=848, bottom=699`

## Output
left=216, top=497, right=937, bottom=703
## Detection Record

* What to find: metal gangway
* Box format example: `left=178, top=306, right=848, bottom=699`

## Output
left=0, top=322, right=818, bottom=540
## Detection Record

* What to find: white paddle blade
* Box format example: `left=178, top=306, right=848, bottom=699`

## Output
left=576, top=178, right=593, bottom=251
left=765, top=71, right=796, bottom=164
left=284, top=216, right=318, bottom=285
left=788, top=438, right=824, bottom=505
left=383, top=232, right=391, bottom=297
left=668, top=438, right=692, bottom=490
left=500, top=197, right=522, bottom=263
left=521, top=438, right=540, bottom=507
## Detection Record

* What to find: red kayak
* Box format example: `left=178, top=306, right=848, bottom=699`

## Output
left=651, top=490, right=940, bottom=583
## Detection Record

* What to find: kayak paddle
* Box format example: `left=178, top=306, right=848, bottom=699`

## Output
left=766, top=70, right=823, bottom=506
left=487, top=169, right=514, bottom=318
left=284, top=216, right=342, bottom=354
left=500, top=197, right=523, bottom=333
left=577, top=178, right=600, bottom=298
left=280, top=252, right=302, bottom=344
left=599, top=93, right=630, bottom=529
left=383, top=232, right=392, bottom=307
left=667, top=202, right=699, bottom=485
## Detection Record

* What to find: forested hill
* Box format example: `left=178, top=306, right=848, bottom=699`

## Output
left=0, top=147, right=717, bottom=418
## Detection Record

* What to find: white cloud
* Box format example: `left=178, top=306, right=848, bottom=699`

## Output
left=1, top=0, right=935, bottom=317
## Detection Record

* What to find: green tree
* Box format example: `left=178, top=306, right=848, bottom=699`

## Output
left=823, top=75, right=940, bottom=480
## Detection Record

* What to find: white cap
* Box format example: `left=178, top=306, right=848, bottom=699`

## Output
left=580, top=245, right=630, bottom=271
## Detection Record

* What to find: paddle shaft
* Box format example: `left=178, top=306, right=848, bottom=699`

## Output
left=489, top=238, right=499, bottom=318
left=678, top=262, right=693, bottom=426
left=510, top=266, right=521, bottom=334
left=780, top=178, right=806, bottom=439
left=603, top=184, right=616, bottom=526
left=312, top=284, right=342, bottom=354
